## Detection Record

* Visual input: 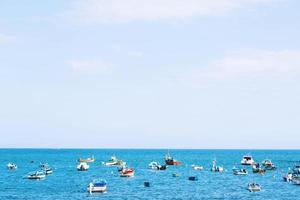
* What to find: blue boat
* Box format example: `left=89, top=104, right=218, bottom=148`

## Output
left=88, top=179, right=107, bottom=193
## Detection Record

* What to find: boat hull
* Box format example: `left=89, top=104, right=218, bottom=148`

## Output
left=165, top=160, right=181, bottom=165
left=120, top=172, right=134, bottom=177
left=87, top=186, right=107, bottom=193
left=27, top=175, right=45, bottom=180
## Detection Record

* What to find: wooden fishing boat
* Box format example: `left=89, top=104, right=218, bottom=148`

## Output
left=78, top=156, right=95, bottom=163
left=119, top=168, right=135, bottom=177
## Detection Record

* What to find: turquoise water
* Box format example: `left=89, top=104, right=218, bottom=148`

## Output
left=0, top=149, right=300, bottom=199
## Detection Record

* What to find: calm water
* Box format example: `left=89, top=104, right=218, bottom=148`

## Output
left=0, top=149, right=300, bottom=199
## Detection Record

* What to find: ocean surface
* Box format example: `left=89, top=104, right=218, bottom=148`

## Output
left=0, top=149, right=300, bottom=200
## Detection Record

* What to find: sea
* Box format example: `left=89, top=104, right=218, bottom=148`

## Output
left=0, top=149, right=299, bottom=200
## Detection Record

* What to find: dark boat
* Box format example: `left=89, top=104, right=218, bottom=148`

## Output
left=188, top=176, right=198, bottom=181
left=144, top=182, right=150, bottom=187
left=164, top=153, right=181, bottom=165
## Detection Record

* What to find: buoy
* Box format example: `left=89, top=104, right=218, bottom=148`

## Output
left=188, top=176, right=198, bottom=181
left=144, top=182, right=150, bottom=187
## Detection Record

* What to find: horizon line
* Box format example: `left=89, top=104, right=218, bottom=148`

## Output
left=1, top=147, right=300, bottom=150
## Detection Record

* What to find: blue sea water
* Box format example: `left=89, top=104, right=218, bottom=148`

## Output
left=0, top=149, right=300, bottom=200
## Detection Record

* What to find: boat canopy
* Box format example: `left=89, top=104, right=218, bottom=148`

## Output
left=93, top=179, right=107, bottom=185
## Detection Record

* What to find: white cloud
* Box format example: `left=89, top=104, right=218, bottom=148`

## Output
left=0, top=33, right=16, bottom=45
left=67, top=0, right=280, bottom=23
left=182, top=49, right=300, bottom=84
left=67, top=59, right=113, bottom=74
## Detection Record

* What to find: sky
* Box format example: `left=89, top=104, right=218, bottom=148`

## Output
left=0, top=0, right=300, bottom=149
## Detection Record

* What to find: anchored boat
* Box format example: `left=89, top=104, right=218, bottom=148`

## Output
left=262, top=159, right=276, bottom=170
left=78, top=156, right=95, bottom=163
left=148, top=162, right=167, bottom=170
left=164, top=153, right=181, bottom=165
left=188, top=176, right=198, bottom=181
left=241, top=155, right=255, bottom=165
left=119, top=168, right=135, bottom=177
left=88, top=179, right=107, bottom=193
left=103, top=156, right=126, bottom=166
left=77, top=162, right=89, bottom=171
left=192, top=165, right=204, bottom=171
left=211, top=160, right=224, bottom=172
left=7, top=163, right=17, bottom=170
left=232, top=167, right=248, bottom=175
left=248, top=183, right=261, bottom=192
left=27, top=171, right=46, bottom=180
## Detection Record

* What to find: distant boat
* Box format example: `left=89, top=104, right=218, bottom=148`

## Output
left=164, top=152, right=181, bottom=165
left=262, top=159, right=276, bottom=170
left=119, top=168, right=134, bottom=177
left=27, top=171, right=46, bottom=180
left=78, top=156, right=95, bottom=163
left=232, top=167, right=248, bottom=175
left=188, top=176, right=198, bottom=181
left=88, top=179, right=107, bottom=193
left=77, top=162, right=89, bottom=171
left=211, top=160, right=224, bottom=172
left=248, top=183, right=261, bottom=192
left=283, top=165, right=300, bottom=182
left=192, top=165, right=204, bottom=171
left=103, top=156, right=126, bottom=166
left=252, top=163, right=266, bottom=174
left=241, top=155, right=255, bottom=165
left=7, top=163, right=17, bottom=170
left=148, top=162, right=167, bottom=170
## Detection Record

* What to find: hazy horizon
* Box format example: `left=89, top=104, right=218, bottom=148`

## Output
left=1, top=0, right=300, bottom=149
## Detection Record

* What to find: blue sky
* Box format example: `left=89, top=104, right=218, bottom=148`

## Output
left=0, top=0, right=300, bottom=148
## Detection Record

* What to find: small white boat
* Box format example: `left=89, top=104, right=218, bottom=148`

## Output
left=103, top=156, right=118, bottom=166
left=148, top=162, right=167, bottom=170
left=7, top=163, right=17, bottom=170
left=211, top=160, right=224, bottom=172
left=232, top=167, right=248, bottom=175
left=103, top=156, right=126, bottom=166
left=248, top=183, right=261, bottom=192
left=27, top=171, right=46, bottom=180
left=77, top=162, right=89, bottom=171
left=262, top=159, right=276, bottom=170
left=87, top=179, right=107, bottom=193
left=241, top=155, right=255, bottom=165
left=192, top=165, right=204, bottom=171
